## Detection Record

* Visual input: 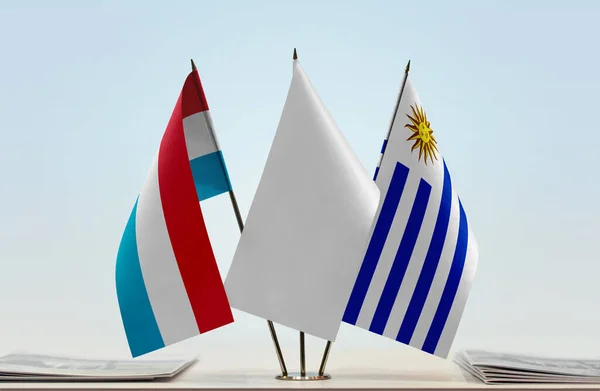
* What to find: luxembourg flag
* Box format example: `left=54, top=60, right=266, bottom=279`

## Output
left=343, top=69, right=478, bottom=358
left=115, top=62, right=234, bottom=357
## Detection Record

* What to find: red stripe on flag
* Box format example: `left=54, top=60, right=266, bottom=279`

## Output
left=181, top=71, right=209, bottom=118
left=157, top=77, right=234, bottom=333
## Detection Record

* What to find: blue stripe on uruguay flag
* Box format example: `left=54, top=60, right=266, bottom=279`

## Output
left=380, top=139, right=388, bottom=154
left=422, top=199, right=469, bottom=354
left=373, top=139, right=388, bottom=181
left=395, top=162, right=453, bottom=343
left=369, top=175, right=431, bottom=335
left=343, top=159, right=471, bottom=355
left=343, top=162, right=409, bottom=325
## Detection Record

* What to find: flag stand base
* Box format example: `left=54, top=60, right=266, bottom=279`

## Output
left=273, top=332, right=333, bottom=381
left=275, top=372, right=331, bottom=381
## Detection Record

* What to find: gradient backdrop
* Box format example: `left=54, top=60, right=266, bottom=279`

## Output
left=1, top=0, right=599, bottom=363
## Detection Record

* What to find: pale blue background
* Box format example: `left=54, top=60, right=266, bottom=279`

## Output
left=1, top=0, right=599, bottom=364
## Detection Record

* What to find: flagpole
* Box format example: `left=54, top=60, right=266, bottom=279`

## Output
left=318, top=340, right=331, bottom=376
left=373, top=60, right=411, bottom=180
left=300, top=331, right=306, bottom=377
left=384, top=59, right=411, bottom=142
left=294, top=48, right=306, bottom=378
left=293, top=48, right=308, bottom=379
left=190, top=59, right=288, bottom=378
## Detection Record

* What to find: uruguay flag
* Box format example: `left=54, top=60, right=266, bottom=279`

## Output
left=116, top=63, right=234, bottom=357
left=343, top=72, right=478, bottom=358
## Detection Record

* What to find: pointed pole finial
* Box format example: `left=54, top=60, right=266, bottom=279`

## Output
left=405, top=60, right=411, bottom=73
left=191, top=59, right=197, bottom=71
left=293, top=48, right=298, bottom=60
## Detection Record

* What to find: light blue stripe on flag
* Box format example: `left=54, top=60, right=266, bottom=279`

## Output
left=396, top=161, right=452, bottom=343
left=115, top=199, right=165, bottom=357
left=189, top=151, right=232, bottom=201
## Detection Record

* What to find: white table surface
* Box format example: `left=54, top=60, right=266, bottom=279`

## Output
left=0, top=348, right=599, bottom=391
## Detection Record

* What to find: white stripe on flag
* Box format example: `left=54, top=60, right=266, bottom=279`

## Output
left=183, top=111, right=219, bottom=160
left=433, top=230, right=478, bottom=357
left=408, top=190, right=460, bottom=349
left=135, top=154, right=199, bottom=344
left=381, top=170, right=444, bottom=340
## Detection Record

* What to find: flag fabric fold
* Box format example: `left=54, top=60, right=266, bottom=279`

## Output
left=115, top=69, right=234, bottom=357
left=224, top=59, right=380, bottom=342
left=343, top=75, right=478, bottom=358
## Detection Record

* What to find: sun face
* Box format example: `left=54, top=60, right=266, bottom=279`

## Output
left=405, top=104, right=439, bottom=165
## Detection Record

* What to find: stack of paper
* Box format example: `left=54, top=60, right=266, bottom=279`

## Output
left=455, top=350, right=600, bottom=384
left=0, top=353, right=194, bottom=381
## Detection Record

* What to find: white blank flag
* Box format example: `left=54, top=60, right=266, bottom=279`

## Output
left=224, top=59, right=380, bottom=341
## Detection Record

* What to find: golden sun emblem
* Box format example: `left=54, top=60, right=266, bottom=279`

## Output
left=405, top=104, right=439, bottom=165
